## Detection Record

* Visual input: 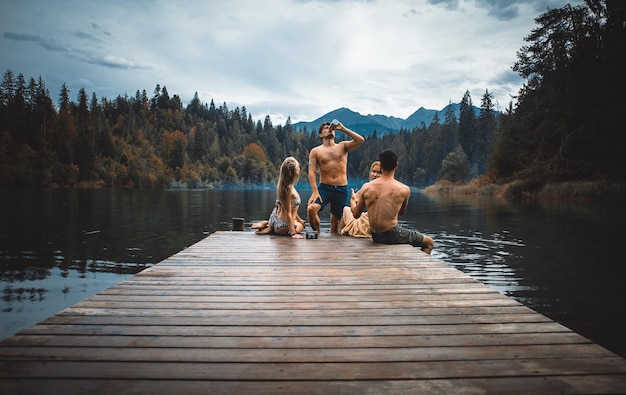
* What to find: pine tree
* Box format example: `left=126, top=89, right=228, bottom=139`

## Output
left=457, top=90, right=475, bottom=173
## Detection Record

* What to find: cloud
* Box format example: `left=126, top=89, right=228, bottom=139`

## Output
left=4, top=30, right=149, bottom=72
left=1, top=0, right=583, bottom=125
left=72, top=30, right=102, bottom=43
left=431, top=0, right=571, bottom=19
left=84, top=54, right=151, bottom=70
left=3, top=32, right=68, bottom=53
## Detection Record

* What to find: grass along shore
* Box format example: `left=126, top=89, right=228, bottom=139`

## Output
left=423, top=178, right=626, bottom=201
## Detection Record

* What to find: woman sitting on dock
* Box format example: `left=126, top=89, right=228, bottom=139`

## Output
left=252, top=156, right=306, bottom=239
left=338, top=160, right=382, bottom=237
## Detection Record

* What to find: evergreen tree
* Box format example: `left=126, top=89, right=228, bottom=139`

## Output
left=441, top=100, right=459, bottom=158
left=74, top=87, right=95, bottom=180
left=439, top=145, right=471, bottom=184
left=59, top=83, right=70, bottom=112
left=475, top=89, right=497, bottom=174
left=53, top=83, right=76, bottom=168
left=457, top=90, right=475, bottom=172
left=0, top=69, right=17, bottom=106
left=491, top=0, right=623, bottom=182
left=187, top=92, right=202, bottom=118
left=32, top=76, right=55, bottom=148
left=151, top=84, right=161, bottom=110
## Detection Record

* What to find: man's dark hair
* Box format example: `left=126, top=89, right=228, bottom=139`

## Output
left=379, top=149, right=398, bottom=171
left=318, top=122, right=330, bottom=136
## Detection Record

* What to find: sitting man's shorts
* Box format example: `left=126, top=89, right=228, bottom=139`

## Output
left=372, top=224, right=425, bottom=248
left=313, top=183, right=348, bottom=218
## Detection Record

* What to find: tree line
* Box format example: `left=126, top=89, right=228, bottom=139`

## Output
left=488, top=0, right=624, bottom=187
left=1, top=0, right=622, bottom=191
left=0, top=68, right=495, bottom=189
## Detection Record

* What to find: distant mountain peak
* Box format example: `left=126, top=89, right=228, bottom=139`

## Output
left=292, top=103, right=477, bottom=136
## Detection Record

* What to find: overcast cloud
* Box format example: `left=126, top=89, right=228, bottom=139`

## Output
left=1, top=0, right=582, bottom=125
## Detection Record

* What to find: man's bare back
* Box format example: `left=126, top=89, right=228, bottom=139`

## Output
left=353, top=175, right=410, bottom=233
left=352, top=149, right=434, bottom=254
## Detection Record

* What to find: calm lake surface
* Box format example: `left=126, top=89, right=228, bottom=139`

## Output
left=1, top=186, right=624, bottom=357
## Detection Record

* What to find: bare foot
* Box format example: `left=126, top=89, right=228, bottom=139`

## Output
left=421, top=236, right=434, bottom=254
left=255, top=226, right=273, bottom=235
left=251, top=220, right=268, bottom=230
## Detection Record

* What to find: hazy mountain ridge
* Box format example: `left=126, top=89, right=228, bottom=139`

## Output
left=293, top=103, right=476, bottom=136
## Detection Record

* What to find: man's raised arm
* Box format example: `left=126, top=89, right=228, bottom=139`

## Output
left=334, top=122, right=364, bottom=151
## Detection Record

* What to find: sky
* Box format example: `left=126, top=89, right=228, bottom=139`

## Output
left=1, top=0, right=583, bottom=125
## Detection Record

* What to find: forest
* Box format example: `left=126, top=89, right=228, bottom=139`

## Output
left=1, top=1, right=623, bottom=194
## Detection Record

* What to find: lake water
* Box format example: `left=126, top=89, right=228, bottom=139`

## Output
left=1, top=187, right=624, bottom=357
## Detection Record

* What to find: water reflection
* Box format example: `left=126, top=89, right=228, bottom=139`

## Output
left=406, top=192, right=626, bottom=358
left=1, top=187, right=624, bottom=358
left=432, top=230, right=527, bottom=293
left=408, top=194, right=529, bottom=293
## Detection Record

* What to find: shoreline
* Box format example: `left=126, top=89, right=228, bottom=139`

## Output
left=423, top=178, right=626, bottom=201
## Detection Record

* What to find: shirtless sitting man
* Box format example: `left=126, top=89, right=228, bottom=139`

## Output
left=307, top=120, right=364, bottom=234
left=352, top=149, right=434, bottom=254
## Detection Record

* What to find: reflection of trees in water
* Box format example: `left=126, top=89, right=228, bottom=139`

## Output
left=2, top=287, right=47, bottom=310
left=0, top=256, right=149, bottom=282
left=1, top=257, right=150, bottom=312
left=0, top=264, right=52, bottom=282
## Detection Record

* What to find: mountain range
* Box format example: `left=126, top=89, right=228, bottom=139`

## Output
left=292, top=103, right=479, bottom=136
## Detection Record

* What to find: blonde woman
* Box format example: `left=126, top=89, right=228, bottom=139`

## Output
left=252, top=157, right=306, bottom=239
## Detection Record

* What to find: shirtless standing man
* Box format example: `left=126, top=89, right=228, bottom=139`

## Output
left=352, top=149, right=434, bottom=254
left=307, top=120, right=364, bottom=234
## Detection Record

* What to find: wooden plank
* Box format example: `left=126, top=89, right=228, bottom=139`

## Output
left=14, top=322, right=572, bottom=337
left=1, top=377, right=625, bottom=395
left=38, top=313, right=552, bottom=326
left=2, top=358, right=625, bottom=380
left=0, top=332, right=592, bottom=348
left=0, top=231, right=624, bottom=394
left=0, top=344, right=617, bottom=362
left=56, top=305, right=536, bottom=317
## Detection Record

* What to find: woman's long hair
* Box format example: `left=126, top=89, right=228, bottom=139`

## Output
left=276, top=157, right=299, bottom=211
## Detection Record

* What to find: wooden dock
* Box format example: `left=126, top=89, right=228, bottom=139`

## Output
left=1, top=231, right=625, bottom=394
